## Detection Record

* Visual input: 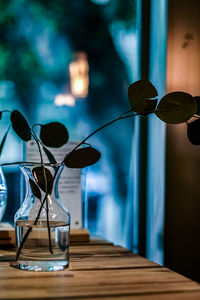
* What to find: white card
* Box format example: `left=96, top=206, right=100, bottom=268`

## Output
left=25, top=141, right=82, bottom=229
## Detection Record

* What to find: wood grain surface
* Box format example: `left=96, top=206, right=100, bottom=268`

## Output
left=0, top=224, right=90, bottom=245
left=0, top=239, right=199, bottom=299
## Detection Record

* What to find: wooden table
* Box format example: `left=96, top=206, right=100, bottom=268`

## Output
left=0, top=238, right=200, bottom=299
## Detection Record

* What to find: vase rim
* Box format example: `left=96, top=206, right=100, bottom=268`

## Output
left=19, top=162, right=64, bottom=167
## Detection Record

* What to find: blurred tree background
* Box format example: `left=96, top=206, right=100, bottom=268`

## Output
left=0, top=0, right=138, bottom=245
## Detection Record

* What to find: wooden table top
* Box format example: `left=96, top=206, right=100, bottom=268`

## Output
left=0, top=238, right=200, bottom=300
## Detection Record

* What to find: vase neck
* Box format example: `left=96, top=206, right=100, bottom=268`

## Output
left=20, top=163, right=64, bottom=202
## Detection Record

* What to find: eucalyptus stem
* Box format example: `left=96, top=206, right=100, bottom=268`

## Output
left=15, top=128, right=53, bottom=260
left=64, top=112, right=145, bottom=159
left=32, top=123, right=42, bottom=130
left=46, top=194, right=53, bottom=254
left=119, top=109, right=133, bottom=116
left=0, top=161, right=46, bottom=166
left=16, top=168, right=60, bottom=260
left=31, top=129, right=53, bottom=255
left=74, top=113, right=142, bottom=150
left=0, top=110, right=12, bottom=114
left=31, top=131, right=43, bottom=164
left=16, top=193, right=48, bottom=260
left=0, top=125, right=11, bottom=156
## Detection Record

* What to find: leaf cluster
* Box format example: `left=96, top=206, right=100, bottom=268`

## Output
left=2, top=79, right=200, bottom=260
left=1, top=79, right=200, bottom=194
left=128, top=80, right=200, bottom=144
left=0, top=109, right=101, bottom=194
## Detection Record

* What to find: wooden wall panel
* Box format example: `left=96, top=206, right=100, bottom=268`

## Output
left=165, top=0, right=200, bottom=282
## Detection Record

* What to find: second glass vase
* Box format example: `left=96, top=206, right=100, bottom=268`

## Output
left=0, top=166, right=7, bottom=221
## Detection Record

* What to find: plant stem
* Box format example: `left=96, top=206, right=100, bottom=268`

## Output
left=16, top=130, right=53, bottom=260
left=31, top=124, right=42, bottom=130
left=74, top=113, right=141, bottom=149
left=46, top=195, right=53, bottom=254
left=0, top=125, right=11, bottom=156
left=0, top=110, right=12, bottom=114
left=16, top=168, right=60, bottom=260
left=31, top=130, right=53, bottom=255
left=16, top=227, right=31, bottom=260
left=31, top=132, right=43, bottom=164
left=16, top=193, right=48, bottom=260
left=119, top=109, right=133, bottom=116
left=63, top=112, right=143, bottom=161
left=0, top=161, right=45, bottom=166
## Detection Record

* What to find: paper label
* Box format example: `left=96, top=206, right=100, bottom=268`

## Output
left=25, top=141, right=82, bottom=229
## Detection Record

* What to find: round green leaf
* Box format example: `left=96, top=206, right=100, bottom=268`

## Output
left=128, top=80, right=158, bottom=114
left=29, top=178, right=42, bottom=200
left=64, top=147, right=101, bottom=168
left=187, top=118, right=200, bottom=145
left=32, top=167, right=53, bottom=194
left=40, top=122, right=69, bottom=148
left=10, top=110, right=31, bottom=141
left=155, top=92, right=197, bottom=124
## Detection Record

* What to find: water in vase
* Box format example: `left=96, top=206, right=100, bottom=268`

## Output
left=15, top=220, right=70, bottom=271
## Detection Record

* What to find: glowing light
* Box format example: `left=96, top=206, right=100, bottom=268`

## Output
left=69, top=52, right=89, bottom=98
left=54, top=94, right=75, bottom=107
left=74, top=78, right=85, bottom=93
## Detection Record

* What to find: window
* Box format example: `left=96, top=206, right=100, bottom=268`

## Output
left=0, top=0, right=167, bottom=265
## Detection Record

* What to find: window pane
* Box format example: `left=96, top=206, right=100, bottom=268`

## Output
left=1, top=0, right=140, bottom=246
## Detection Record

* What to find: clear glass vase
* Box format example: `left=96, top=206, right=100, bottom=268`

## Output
left=0, top=166, right=7, bottom=221
left=13, top=163, right=70, bottom=271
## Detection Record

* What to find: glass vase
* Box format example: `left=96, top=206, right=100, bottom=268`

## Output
left=0, top=166, right=7, bottom=221
left=13, top=163, right=70, bottom=272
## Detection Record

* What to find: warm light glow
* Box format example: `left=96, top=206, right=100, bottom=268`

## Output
left=74, top=78, right=85, bottom=93
left=69, top=52, right=89, bottom=98
left=54, top=94, right=75, bottom=107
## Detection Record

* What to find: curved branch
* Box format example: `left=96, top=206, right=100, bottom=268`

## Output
left=62, top=111, right=149, bottom=162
